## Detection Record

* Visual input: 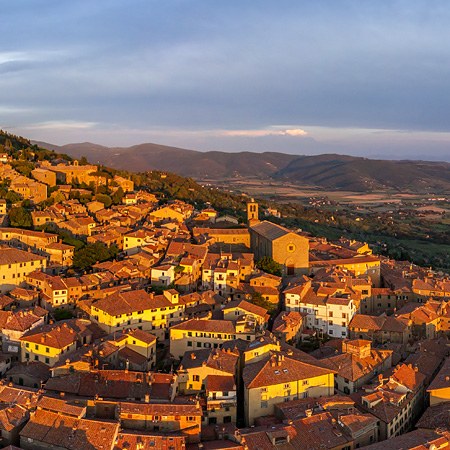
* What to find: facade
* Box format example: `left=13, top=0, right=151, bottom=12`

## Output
left=20, top=322, right=81, bottom=366
left=0, top=247, right=47, bottom=293
left=31, top=167, right=57, bottom=186
left=193, top=227, right=251, bottom=247
left=170, top=318, right=257, bottom=359
left=90, top=289, right=185, bottom=339
left=203, top=374, right=237, bottom=425
left=118, top=402, right=202, bottom=443
left=250, top=221, right=309, bottom=275
left=357, top=363, right=426, bottom=440
left=243, top=353, right=335, bottom=425
left=9, top=176, right=47, bottom=203
left=284, top=280, right=357, bottom=338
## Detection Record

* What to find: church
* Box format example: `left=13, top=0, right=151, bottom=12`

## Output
left=247, top=200, right=309, bottom=276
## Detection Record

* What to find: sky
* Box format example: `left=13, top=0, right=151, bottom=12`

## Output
left=1, top=0, right=450, bottom=160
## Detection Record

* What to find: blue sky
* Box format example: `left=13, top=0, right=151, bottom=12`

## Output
left=1, top=0, right=450, bottom=160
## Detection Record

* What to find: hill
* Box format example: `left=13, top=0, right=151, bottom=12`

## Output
left=34, top=141, right=298, bottom=179
left=36, top=141, right=450, bottom=193
left=274, top=154, right=450, bottom=192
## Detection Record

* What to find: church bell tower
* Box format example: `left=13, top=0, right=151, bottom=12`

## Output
left=247, top=199, right=259, bottom=226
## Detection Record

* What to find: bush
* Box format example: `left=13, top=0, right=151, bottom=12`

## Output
left=8, top=206, right=32, bottom=228
left=256, top=257, right=282, bottom=277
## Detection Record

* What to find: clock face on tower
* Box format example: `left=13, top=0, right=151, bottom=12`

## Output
left=287, top=243, right=296, bottom=253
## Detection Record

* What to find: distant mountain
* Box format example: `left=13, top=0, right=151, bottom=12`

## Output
left=33, top=141, right=298, bottom=179
left=34, top=141, right=450, bottom=193
left=274, top=154, right=450, bottom=192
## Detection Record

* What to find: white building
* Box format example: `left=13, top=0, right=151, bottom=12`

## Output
left=284, top=283, right=356, bottom=338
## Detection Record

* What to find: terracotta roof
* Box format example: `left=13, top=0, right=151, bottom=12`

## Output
left=0, top=247, right=46, bottom=265
left=125, top=328, right=156, bottom=345
left=37, top=396, right=86, bottom=418
left=274, top=395, right=354, bottom=421
left=20, top=409, right=119, bottom=450
left=20, top=320, right=91, bottom=349
left=360, top=429, right=448, bottom=450
left=250, top=221, right=294, bottom=241
left=0, top=383, right=40, bottom=407
left=243, top=353, right=334, bottom=389
left=349, top=314, right=409, bottom=333
left=205, top=375, right=236, bottom=393
left=6, top=361, right=50, bottom=381
left=428, top=356, right=450, bottom=392
left=119, top=401, right=202, bottom=416
left=93, top=290, right=153, bottom=316
left=0, top=403, right=29, bottom=432
left=0, top=307, right=46, bottom=332
left=338, top=413, right=378, bottom=434
left=114, top=431, right=186, bottom=450
left=319, top=349, right=392, bottom=382
left=44, top=371, right=152, bottom=399
left=223, top=299, right=268, bottom=318
left=179, top=348, right=238, bottom=374
left=272, top=311, right=304, bottom=333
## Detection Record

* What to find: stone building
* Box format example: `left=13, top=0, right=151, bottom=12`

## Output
left=249, top=220, right=309, bottom=276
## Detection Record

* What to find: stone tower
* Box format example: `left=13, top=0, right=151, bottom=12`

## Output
left=247, top=199, right=259, bottom=226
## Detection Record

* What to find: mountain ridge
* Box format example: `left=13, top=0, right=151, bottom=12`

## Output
left=33, top=140, right=450, bottom=193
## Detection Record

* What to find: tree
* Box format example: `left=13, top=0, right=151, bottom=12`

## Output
left=111, top=187, right=124, bottom=205
left=95, top=193, right=112, bottom=208
left=5, top=191, right=22, bottom=204
left=73, top=243, right=118, bottom=271
left=249, top=292, right=277, bottom=317
left=8, top=206, right=32, bottom=228
left=256, top=256, right=282, bottom=277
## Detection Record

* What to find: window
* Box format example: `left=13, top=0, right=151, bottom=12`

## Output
left=261, top=401, right=268, bottom=408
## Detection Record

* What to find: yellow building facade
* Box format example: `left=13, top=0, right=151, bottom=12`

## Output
left=0, top=248, right=47, bottom=293
left=243, top=353, right=335, bottom=425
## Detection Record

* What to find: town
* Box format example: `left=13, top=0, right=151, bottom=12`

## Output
left=0, top=137, right=449, bottom=450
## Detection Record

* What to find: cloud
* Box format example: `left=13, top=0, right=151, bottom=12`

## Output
left=23, top=120, right=97, bottom=131
left=220, top=128, right=308, bottom=137
left=0, top=52, right=29, bottom=65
